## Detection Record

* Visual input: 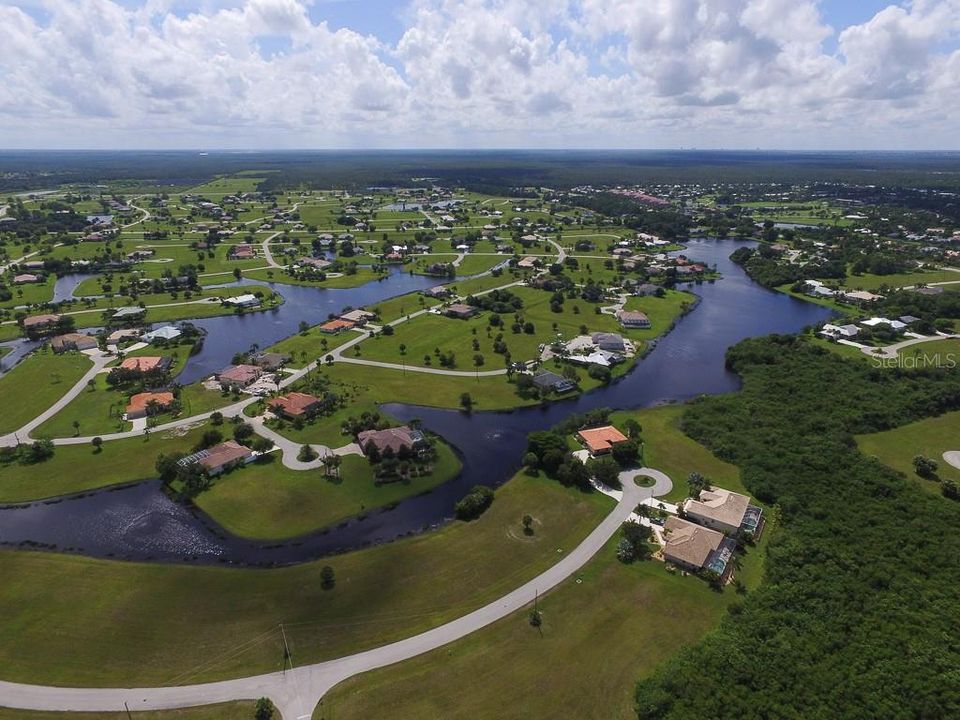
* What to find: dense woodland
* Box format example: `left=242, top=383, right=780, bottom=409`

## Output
left=634, top=336, right=960, bottom=719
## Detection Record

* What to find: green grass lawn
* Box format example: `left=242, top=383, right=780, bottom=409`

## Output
left=195, top=443, right=461, bottom=540
left=856, top=409, right=960, bottom=494
left=0, top=350, right=92, bottom=434
left=0, top=474, right=610, bottom=686
left=319, top=530, right=766, bottom=720
left=0, top=424, right=212, bottom=502
left=842, top=267, right=960, bottom=291
left=33, top=373, right=131, bottom=438
left=0, top=703, right=256, bottom=720
left=368, top=292, right=441, bottom=323
left=0, top=277, right=55, bottom=309
left=896, top=338, right=960, bottom=364
left=241, top=267, right=382, bottom=290
left=264, top=326, right=360, bottom=368
left=611, top=404, right=745, bottom=504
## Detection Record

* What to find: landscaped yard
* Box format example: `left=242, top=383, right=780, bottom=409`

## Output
left=33, top=373, right=132, bottom=438
left=0, top=474, right=611, bottom=686
left=195, top=443, right=461, bottom=539
left=0, top=350, right=92, bottom=435
left=856, top=409, right=960, bottom=493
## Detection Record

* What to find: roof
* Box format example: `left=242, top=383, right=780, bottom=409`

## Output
left=578, top=425, right=628, bottom=453
left=192, top=440, right=253, bottom=471
left=532, top=370, right=576, bottom=392
left=663, top=516, right=725, bottom=568
left=339, top=309, right=376, bottom=323
left=444, top=303, right=476, bottom=316
left=142, top=325, right=181, bottom=341
left=23, top=313, right=61, bottom=327
left=683, top=486, right=750, bottom=529
left=113, top=306, right=146, bottom=318
left=218, top=364, right=261, bottom=384
left=224, top=293, right=260, bottom=306
left=617, top=310, right=650, bottom=326
left=126, top=391, right=174, bottom=414
left=50, top=332, right=97, bottom=349
left=320, top=318, right=355, bottom=332
left=120, top=356, right=169, bottom=373
left=591, top=332, right=625, bottom=350
left=357, top=426, right=423, bottom=454
left=270, top=392, right=320, bottom=417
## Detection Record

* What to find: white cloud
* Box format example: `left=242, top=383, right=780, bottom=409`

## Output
left=0, top=0, right=957, bottom=148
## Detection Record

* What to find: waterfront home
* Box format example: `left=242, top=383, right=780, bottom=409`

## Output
left=617, top=310, right=651, bottom=329
left=357, top=426, right=425, bottom=457
left=662, top=516, right=736, bottom=579
left=126, top=391, right=175, bottom=420
left=217, top=364, right=262, bottom=390
left=269, top=392, right=322, bottom=419
left=577, top=425, right=628, bottom=455
left=178, top=440, right=255, bottom=476
left=681, top=486, right=763, bottom=537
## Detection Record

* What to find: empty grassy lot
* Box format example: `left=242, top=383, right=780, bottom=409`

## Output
left=842, top=267, right=960, bottom=291
left=319, top=531, right=766, bottom=720
left=0, top=703, right=256, bottom=720
left=0, top=474, right=610, bottom=686
left=194, top=444, right=461, bottom=540
left=0, top=350, right=92, bottom=435
left=856, top=409, right=960, bottom=494
left=0, top=424, right=212, bottom=502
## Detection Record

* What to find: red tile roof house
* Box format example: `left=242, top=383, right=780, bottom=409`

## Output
left=443, top=303, right=478, bottom=319
left=126, top=391, right=175, bottom=420
left=577, top=425, right=629, bottom=456
left=617, top=310, right=651, bottom=329
left=229, top=244, right=256, bottom=260
left=217, top=363, right=263, bottom=390
left=21, top=314, right=62, bottom=336
left=320, top=318, right=355, bottom=334
left=357, top=426, right=426, bottom=457
left=269, top=392, right=322, bottom=419
left=178, top=440, right=255, bottom=476
left=119, top=356, right=172, bottom=374
left=13, top=273, right=41, bottom=284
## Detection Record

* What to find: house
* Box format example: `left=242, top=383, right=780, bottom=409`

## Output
left=899, top=315, right=921, bottom=325
left=229, top=244, right=255, bottom=260
left=127, top=249, right=155, bottom=260
left=912, top=286, right=943, bottom=296
left=681, top=486, right=763, bottom=536
left=112, top=306, right=146, bottom=320
left=22, top=314, right=61, bottom=332
left=567, top=350, right=621, bottom=367
left=531, top=370, right=576, bottom=394
left=443, top=303, right=477, bottom=319
left=577, top=425, right=629, bottom=455
left=179, top=440, right=255, bottom=476
left=217, top=364, right=262, bottom=389
left=861, top=317, right=906, bottom=331
left=251, top=352, right=291, bottom=371
left=357, top=426, right=425, bottom=456
left=142, top=325, right=182, bottom=343
left=119, top=356, right=172, bottom=374
left=424, top=285, right=451, bottom=299
left=516, top=256, right=539, bottom=269
left=106, top=328, right=141, bottom=344
left=298, top=257, right=331, bottom=270
left=13, top=273, right=41, bottom=284
left=662, top=516, right=736, bottom=579
left=126, top=391, right=175, bottom=420
left=820, top=323, right=860, bottom=339
left=319, top=318, right=355, bottom=334
left=269, top=392, right=322, bottom=419
left=844, top=290, right=883, bottom=303
left=617, top=310, right=651, bottom=329
left=50, top=332, right=98, bottom=353
left=339, top=309, right=377, bottom=326
left=223, top=294, right=261, bottom=309
left=591, top=332, right=626, bottom=353
left=631, top=283, right=660, bottom=297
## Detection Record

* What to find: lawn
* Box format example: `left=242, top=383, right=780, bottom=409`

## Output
left=0, top=276, right=55, bottom=309
left=610, top=404, right=745, bottom=504
left=896, top=338, right=960, bottom=365
left=264, top=326, right=360, bottom=368
left=33, top=373, right=132, bottom=438
left=842, top=267, right=960, bottom=291
left=0, top=703, right=256, bottom=720
left=0, top=350, right=92, bottom=435
left=0, top=424, right=212, bottom=502
left=319, top=532, right=765, bottom=720
left=194, top=443, right=461, bottom=540
left=0, top=474, right=610, bottom=686
left=856, top=409, right=960, bottom=494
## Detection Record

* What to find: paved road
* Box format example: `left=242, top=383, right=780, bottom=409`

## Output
left=248, top=415, right=362, bottom=470
left=861, top=332, right=959, bottom=359
left=0, top=471, right=664, bottom=718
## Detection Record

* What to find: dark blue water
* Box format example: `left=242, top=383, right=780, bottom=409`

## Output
left=0, top=240, right=831, bottom=566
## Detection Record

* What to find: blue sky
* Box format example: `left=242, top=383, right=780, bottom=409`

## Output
left=0, top=0, right=958, bottom=149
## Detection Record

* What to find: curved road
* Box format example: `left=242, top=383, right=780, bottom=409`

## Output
left=0, top=471, right=664, bottom=718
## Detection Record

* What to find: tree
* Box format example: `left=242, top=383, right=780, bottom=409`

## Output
left=455, top=485, right=495, bottom=520
left=210, top=411, right=224, bottom=426
left=254, top=697, right=274, bottom=720
left=522, top=514, right=534, bottom=535
left=460, top=392, right=474, bottom=412
left=611, top=438, right=641, bottom=467
left=320, top=565, right=336, bottom=590
left=91, top=436, right=103, bottom=453
left=688, top=471, right=710, bottom=497
left=71, top=419, right=80, bottom=436
left=523, top=451, right=539, bottom=475
left=298, top=444, right=318, bottom=462
left=913, top=455, right=939, bottom=479
left=587, top=456, right=621, bottom=488
left=623, top=418, right=642, bottom=438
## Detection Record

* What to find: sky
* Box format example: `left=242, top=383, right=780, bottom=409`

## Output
left=1, top=0, right=959, bottom=150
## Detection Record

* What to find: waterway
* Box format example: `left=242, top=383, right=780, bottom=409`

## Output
left=0, top=239, right=832, bottom=566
